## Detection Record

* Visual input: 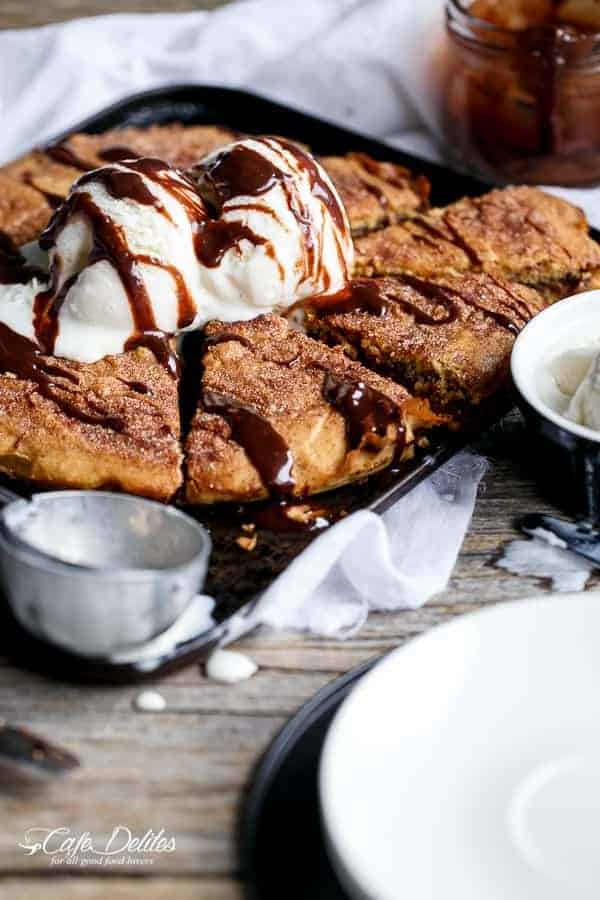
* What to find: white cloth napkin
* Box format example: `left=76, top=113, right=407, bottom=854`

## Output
left=245, top=452, right=488, bottom=637
left=0, top=1, right=536, bottom=636
left=2, top=1, right=599, bottom=223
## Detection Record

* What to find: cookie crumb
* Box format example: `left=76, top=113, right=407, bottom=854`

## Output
left=285, top=503, right=325, bottom=524
left=236, top=534, right=257, bottom=551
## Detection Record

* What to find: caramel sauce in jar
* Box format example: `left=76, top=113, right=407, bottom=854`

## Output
left=442, top=0, right=600, bottom=185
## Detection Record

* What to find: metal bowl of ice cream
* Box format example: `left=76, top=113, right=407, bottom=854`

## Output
left=511, top=291, right=600, bottom=523
left=0, top=489, right=211, bottom=657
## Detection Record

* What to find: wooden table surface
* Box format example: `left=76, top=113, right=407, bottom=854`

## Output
left=0, top=1, right=228, bottom=29
left=1, top=413, right=592, bottom=900
left=1, top=3, right=597, bottom=899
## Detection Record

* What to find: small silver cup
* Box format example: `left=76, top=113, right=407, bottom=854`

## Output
left=0, top=489, right=211, bottom=658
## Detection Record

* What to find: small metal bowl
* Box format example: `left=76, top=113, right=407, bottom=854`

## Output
left=0, top=491, right=211, bottom=658
left=511, top=291, right=600, bottom=522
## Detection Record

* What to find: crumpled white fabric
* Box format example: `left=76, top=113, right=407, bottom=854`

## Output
left=232, top=452, right=488, bottom=638
left=0, top=2, right=501, bottom=635
left=1, top=1, right=598, bottom=223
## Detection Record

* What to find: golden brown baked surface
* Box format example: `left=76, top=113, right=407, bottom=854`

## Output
left=0, top=345, right=182, bottom=501
left=354, top=186, right=600, bottom=298
left=0, top=124, right=239, bottom=245
left=0, top=126, right=431, bottom=244
left=354, top=217, right=472, bottom=280
left=0, top=174, right=53, bottom=246
left=50, top=123, right=240, bottom=171
left=0, top=123, right=599, bottom=503
left=320, top=153, right=430, bottom=234
left=1, top=150, right=82, bottom=204
left=303, top=274, right=546, bottom=411
left=184, top=315, right=443, bottom=504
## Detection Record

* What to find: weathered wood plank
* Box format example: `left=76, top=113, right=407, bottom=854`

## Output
left=0, top=430, right=591, bottom=881
left=0, top=877, right=242, bottom=899
left=0, top=0, right=227, bottom=29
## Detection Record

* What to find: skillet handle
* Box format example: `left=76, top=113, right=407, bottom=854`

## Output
left=0, top=486, right=20, bottom=508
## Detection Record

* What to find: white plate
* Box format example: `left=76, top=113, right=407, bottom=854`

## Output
left=320, top=593, right=600, bottom=900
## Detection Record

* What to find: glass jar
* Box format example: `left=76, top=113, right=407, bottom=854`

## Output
left=442, top=0, right=600, bottom=185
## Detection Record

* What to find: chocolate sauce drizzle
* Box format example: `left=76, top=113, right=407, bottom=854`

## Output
left=45, top=140, right=92, bottom=171
left=304, top=273, right=535, bottom=336
left=278, top=138, right=346, bottom=234
left=123, top=158, right=206, bottom=218
left=121, top=158, right=270, bottom=281
left=322, top=373, right=404, bottom=451
left=194, top=221, right=268, bottom=269
left=195, top=137, right=347, bottom=281
left=124, top=332, right=180, bottom=379
left=349, top=153, right=400, bottom=209
left=203, top=390, right=295, bottom=495
left=199, top=143, right=284, bottom=204
left=38, top=192, right=158, bottom=348
left=0, top=322, right=126, bottom=432
left=201, top=335, right=407, bottom=498
left=305, top=278, right=454, bottom=325
left=99, top=146, right=139, bottom=163
left=426, top=275, right=533, bottom=334
left=33, top=273, right=77, bottom=353
left=203, top=331, right=253, bottom=350
left=76, top=166, right=173, bottom=219
left=195, top=141, right=300, bottom=274
left=438, top=214, right=482, bottom=267
left=0, top=235, right=46, bottom=285
left=352, top=153, right=409, bottom=190
left=34, top=157, right=209, bottom=357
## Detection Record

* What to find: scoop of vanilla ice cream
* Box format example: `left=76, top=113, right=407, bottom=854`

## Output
left=49, top=162, right=208, bottom=362
left=565, top=351, right=600, bottom=430
left=0, top=137, right=353, bottom=364
left=191, top=136, right=354, bottom=317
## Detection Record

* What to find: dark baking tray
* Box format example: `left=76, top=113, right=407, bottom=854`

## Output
left=0, top=85, right=524, bottom=679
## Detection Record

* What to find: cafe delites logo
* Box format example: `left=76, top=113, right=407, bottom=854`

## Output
left=18, top=826, right=176, bottom=867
